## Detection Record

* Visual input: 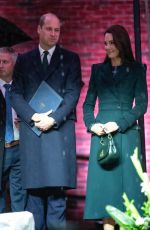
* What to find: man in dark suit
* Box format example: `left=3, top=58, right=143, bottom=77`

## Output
left=11, top=13, right=82, bottom=230
left=0, top=90, right=5, bottom=192
left=0, top=47, right=25, bottom=212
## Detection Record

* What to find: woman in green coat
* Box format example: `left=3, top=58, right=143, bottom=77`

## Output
left=83, top=25, right=148, bottom=230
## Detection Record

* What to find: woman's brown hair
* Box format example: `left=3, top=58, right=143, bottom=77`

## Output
left=104, top=25, right=135, bottom=64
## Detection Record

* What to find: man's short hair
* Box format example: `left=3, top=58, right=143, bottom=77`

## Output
left=38, top=13, right=61, bottom=27
left=0, top=47, right=17, bottom=62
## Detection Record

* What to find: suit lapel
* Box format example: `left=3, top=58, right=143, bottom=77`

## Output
left=30, top=45, right=63, bottom=81
left=113, top=65, right=130, bottom=86
left=0, top=90, right=6, bottom=123
left=100, top=61, right=113, bottom=84
left=100, top=62, right=130, bottom=99
left=31, top=48, right=44, bottom=79
left=44, top=45, right=61, bottom=80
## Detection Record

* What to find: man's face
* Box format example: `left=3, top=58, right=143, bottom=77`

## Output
left=0, top=52, right=14, bottom=81
left=37, top=15, right=60, bottom=50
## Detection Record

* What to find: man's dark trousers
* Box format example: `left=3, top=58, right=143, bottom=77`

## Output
left=26, top=188, right=66, bottom=230
left=0, top=144, right=25, bottom=212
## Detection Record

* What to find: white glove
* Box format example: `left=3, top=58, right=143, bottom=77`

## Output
left=90, top=123, right=105, bottom=136
left=35, top=116, right=55, bottom=131
left=103, top=122, right=119, bottom=134
left=31, top=110, right=53, bottom=122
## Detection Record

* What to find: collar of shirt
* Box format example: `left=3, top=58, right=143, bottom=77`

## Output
left=0, top=79, right=12, bottom=96
left=39, top=45, right=56, bottom=64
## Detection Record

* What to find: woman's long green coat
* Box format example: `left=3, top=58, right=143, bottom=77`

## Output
left=83, top=61, right=148, bottom=220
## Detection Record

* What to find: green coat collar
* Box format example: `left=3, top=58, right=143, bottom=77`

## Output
left=100, top=61, right=131, bottom=86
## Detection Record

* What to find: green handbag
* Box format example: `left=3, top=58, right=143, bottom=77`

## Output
left=97, top=133, right=119, bottom=165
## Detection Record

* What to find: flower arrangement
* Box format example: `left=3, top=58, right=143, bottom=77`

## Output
left=106, top=147, right=150, bottom=230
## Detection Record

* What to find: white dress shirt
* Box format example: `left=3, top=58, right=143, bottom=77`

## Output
left=39, top=45, right=56, bottom=64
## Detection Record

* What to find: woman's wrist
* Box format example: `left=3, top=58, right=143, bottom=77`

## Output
left=89, top=123, right=95, bottom=131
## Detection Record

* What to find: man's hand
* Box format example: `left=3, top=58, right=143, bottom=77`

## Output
left=34, top=116, right=55, bottom=131
left=31, top=110, right=53, bottom=122
left=31, top=113, right=41, bottom=122
left=90, top=123, right=105, bottom=136
left=103, top=122, right=119, bottom=134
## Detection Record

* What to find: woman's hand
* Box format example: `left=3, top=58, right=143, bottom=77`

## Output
left=90, top=123, right=105, bottom=136
left=103, top=122, right=119, bottom=134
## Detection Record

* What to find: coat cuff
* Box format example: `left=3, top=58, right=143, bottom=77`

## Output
left=115, top=118, right=129, bottom=133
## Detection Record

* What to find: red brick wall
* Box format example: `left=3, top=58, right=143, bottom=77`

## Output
left=1, top=0, right=149, bottom=224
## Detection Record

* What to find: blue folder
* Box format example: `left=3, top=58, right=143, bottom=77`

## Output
left=27, top=81, right=63, bottom=136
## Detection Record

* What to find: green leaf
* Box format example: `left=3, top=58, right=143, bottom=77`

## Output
left=123, top=193, right=141, bottom=219
left=106, top=205, right=136, bottom=229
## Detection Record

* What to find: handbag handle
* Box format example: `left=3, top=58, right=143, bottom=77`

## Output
left=100, top=133, right=112, bottom=145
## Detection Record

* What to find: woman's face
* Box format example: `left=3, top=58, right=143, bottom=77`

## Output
left=104, top=33, right=120, bottom=61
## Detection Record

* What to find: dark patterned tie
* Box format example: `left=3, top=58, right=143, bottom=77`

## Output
left=4, top=84, right=14, bottom=143
left=43, top=51, right=49, bottom=73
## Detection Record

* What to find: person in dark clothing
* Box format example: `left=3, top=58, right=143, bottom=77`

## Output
left=83, top=25, right=148, bottom=230
left=11, top=13, right=82, bottom=230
